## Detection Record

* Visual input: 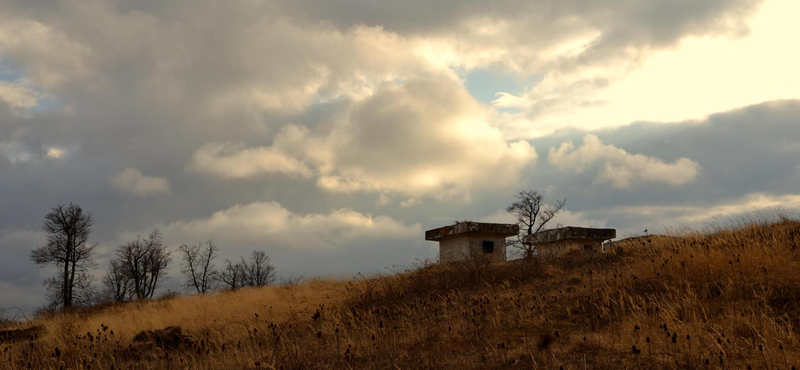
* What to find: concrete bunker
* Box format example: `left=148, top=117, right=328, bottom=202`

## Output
left=523, top=226, right=616, bottom=257
left=425, top=221, right=519, bottom=263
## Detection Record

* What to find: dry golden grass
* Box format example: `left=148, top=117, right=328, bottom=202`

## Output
left=2, top=215, right=800, bottom=369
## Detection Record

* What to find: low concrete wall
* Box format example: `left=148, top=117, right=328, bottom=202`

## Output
left=535, top=239, right=603, bottom=257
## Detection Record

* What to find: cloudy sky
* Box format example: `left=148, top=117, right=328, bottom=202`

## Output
left=1, top=0, right=799, bottom=311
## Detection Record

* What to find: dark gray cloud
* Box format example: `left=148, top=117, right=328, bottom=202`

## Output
left=277, top=0, right=759, bottom=40
left=277, top=0, right=763, bottom=75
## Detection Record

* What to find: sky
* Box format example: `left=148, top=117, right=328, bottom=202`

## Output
left=1, top=0, right=799, bottom=311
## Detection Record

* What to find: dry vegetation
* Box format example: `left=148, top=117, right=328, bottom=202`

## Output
left=2, top=216, right=800, bottom=369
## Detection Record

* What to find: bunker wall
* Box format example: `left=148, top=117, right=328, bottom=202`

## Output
left=439, top=233, right=507, bottom=263
left=535, top=238, right=604, bottom=257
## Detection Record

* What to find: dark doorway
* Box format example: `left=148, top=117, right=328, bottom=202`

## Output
left=482, top=241, right=495, bottom=253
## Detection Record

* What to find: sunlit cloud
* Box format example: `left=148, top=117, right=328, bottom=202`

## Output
left=191, top=77, right=537, bottom=200
left=600, top=193, right=800, bottom=231
left=548, top=135, right=700, bottom=188
left=679, top=193, right=800, bottom=223
left=45, top=147, right=65, bottom=159
left=0, top=80, right=39, bottom=109
left=138, top=201, right=422, bottom=250
left=494, top=0, right=800, bottom=138
left=109, top=168, right=170, bottom=197
left=189, top=142, right=314, bottom=179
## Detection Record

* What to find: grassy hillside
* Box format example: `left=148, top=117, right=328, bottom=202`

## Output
left=2, top=217, right=800, bottom=369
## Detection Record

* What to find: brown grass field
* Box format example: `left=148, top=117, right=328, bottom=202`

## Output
left=2, top=216, right=800, bottom=369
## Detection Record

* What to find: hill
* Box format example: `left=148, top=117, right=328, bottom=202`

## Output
left=2, top=218, right=800, bottom=369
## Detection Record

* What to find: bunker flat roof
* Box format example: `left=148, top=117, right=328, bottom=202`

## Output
left=425, top=222, right=519, bottom=241
left=522, top=226, right=616, bottom=245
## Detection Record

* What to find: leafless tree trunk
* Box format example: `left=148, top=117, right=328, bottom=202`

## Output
left=178, top=240, right=218, bottom=294
left=43, top=272, right=95, bottom=309
left=30, top=203, right=97, bottom=309
left=244, top=251, right=276, bottom=287
left=506, top=190, right=566, bottom=259
left=217, top=259, right=247, bottom=290
left=116, top=229, right=172, bottom=300
left=101, top=260, right=131, bottom=302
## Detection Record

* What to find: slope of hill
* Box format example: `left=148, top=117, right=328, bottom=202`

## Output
left=2, top=218, right=800, bottom=369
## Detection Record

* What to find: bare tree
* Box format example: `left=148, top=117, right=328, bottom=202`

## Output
left=30, top=203, right=97, bottom=309
left=42, top=271, right=96, bottom=309
left=506, top=190, right=566, bottom=258
left=116, top=229, right=172, bottom=300
left=217, top=259, right=247, bottom=290
left=101, top=260, right=131, bottom=303
left=178, top=240, right=218, bottom=294
left=243, top=251, right=276, bottom=287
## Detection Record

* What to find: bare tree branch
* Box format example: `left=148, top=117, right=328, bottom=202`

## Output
left=101, top=260, right=130, bottom=303
left=217, top=259, right=247, bottom=290
left=115, top=229, right=172, bottom=300
left=506, top=191, right=566, bottom=259
left=178, top=240, right=218, bottom=294
left=243, top=251, right=276, bottom=287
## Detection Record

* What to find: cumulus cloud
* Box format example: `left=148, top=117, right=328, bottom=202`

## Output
left=679, top=193, right=800, bottom=223
left=192, top=77, right=537, bottom=200
left=0, top=16, right=91, bottom=91
left=0, top=1, right=449, bottom=120
left=189, top=142, right=313, bottom=179
left=280, top=0, right=763, bottom=74
left=45, top=147, right=65, bottom=159
left=109, top=168, right=170, bottom=197
left=500, top=0, right=800, bottom=138
left=0, top=80, right=39, bottom=109
left=548, top=135, right=700, bottom=188
left=0, top=0, right=769, bottom=142
left=596, top=193, right=800, bottom=233
left=323, top=78, right=537, bottom=196
left=399, top=198, right=421, bottom=209
left=386, top=0, right=764, bottom=138
left=0, top=0, right=770, bottom=177
left=148, top=201, right=421, bottom=250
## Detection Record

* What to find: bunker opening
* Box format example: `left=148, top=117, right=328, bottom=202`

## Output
left=482, top=241, right=495, bottom=254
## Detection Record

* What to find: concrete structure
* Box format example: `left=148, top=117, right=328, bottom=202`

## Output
left=522, top=226, right=616, bottom=257
left=425, top=222, right=519, bottom=263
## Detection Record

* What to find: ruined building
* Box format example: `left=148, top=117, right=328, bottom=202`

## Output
left=425, top=221, right=518, bottom=263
